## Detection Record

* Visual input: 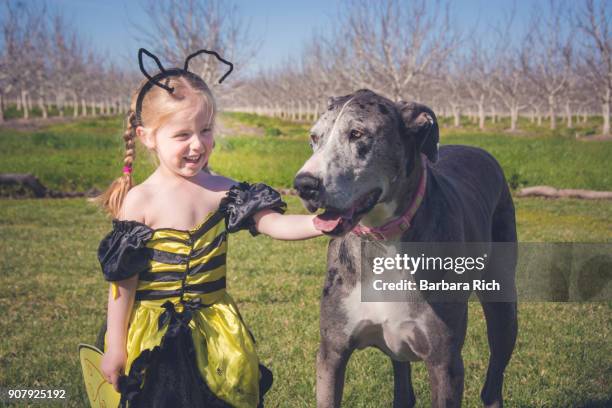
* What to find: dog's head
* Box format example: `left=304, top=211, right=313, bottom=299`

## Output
left=294, top=89, right=438, bottom=236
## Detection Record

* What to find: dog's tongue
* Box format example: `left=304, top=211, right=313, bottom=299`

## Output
left=313, top=212, right=342, bottom=232
left=313, top=208, right=354, bottom=232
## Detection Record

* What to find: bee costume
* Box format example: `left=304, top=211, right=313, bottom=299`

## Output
left=96, top=49, right=284, bottom=408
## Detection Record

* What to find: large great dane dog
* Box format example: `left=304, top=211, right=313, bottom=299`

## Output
left=293, top=89, right=517, bottom=408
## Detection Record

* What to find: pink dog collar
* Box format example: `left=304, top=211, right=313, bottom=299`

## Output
left=352, top=154, right=428, bottom=241
left=122, top=166, right=133, bottom=175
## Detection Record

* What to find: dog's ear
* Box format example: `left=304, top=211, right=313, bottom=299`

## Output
left=395, top=101, right=439, bottom=163
left=327, top=97, right=339, bottom=110
left=327, top=94, right=354, bottom=111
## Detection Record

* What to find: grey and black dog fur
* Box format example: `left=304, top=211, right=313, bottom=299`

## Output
left=294, top=89, right=517, bottom=408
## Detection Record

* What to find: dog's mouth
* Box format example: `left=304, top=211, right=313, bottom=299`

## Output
left=313, top=188, right=382, bottom=237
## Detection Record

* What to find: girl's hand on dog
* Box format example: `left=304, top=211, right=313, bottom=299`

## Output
left=101, top=348, right=127, bottom=392
left=253, top=210, right=323, bottom=240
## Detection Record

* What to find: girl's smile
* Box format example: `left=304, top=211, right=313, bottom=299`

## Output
left=184, top=154, right=202, bottom=163
left=183, top=153, right=205, bottom=168
left=139, top=100, right=215, bottom=179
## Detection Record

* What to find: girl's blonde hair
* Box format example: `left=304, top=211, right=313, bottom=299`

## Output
left=91, top=74, right=216, bottom=218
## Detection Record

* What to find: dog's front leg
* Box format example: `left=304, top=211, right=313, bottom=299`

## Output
left=316, top=339, right=353, bottom=408
left=392, top=360, right=416, bottom=408
left=424, top=355, right=464, bottom=408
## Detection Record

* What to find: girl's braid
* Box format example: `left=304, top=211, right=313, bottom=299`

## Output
left=123, top=111, right=137, bottom=172
left=89, top=110, right=138, bottom=217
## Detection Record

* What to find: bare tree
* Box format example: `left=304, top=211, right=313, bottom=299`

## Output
left=0, top=0, right=128, bottom=121
left=464, top=38, right=496, bottom=130
left=443, top=63, right=465, bottom=127
left=138, top=0, right=256, bottom=106
left=0, top=1, right=47, bottom=120
left=487, top=8, right=530, bottom=132
left=521, top=0, right=574, bottom=130
left=575, top=0, right=612, bottom=136
left=340, top=0, right=459, bottom=101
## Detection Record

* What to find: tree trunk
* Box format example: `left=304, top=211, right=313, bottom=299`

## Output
left=73, top=98, right=78, bottom=117
left=56, top=93, right=64, bottom=117
left=451, top=104, right=461, bottom=127
left=81, top=99, right=87, bottom=116
left=510, top=106, right=518, bottom=131
left=536, top=107, right=542, bottom=126
left=517, top=185, right=612, bottom=200
left=602, top=89, right=610, bottom=136
left=565, top=101, right=573, bottom=129
left=0, top=173, right=48, bottom=197
left=392, top=87, right=401, bottom=103
left=21, top=90, right=29, bottom=119
left=0, top=93, right=4, bottom=123
left=477, top=102, right=485, bottom=130
left=548, top=94, right=556, bottom=130
left=38, top=97, right=48, bottom=119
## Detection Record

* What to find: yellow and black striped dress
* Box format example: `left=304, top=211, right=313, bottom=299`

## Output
left=98, top=182, right=285, bottom=408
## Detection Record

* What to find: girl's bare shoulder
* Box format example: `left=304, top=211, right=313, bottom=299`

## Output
left=117, top=184, right=153, bottom=223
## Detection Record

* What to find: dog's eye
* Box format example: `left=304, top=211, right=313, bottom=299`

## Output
left=349, top=129, right=363, bottom=140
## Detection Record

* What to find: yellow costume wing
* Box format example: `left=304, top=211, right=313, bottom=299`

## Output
left=78, top=344, right=121, bottom=408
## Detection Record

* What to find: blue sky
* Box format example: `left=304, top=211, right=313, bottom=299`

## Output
left=51, top=0, right=541, bottom=73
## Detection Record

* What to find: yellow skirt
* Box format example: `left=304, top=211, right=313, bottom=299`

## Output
left=106, top=293, right=262, bottom=408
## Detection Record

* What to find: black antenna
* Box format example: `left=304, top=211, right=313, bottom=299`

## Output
left=138, top=48, right=174, bottom=93
left=184, top=49, right=234, bottom=84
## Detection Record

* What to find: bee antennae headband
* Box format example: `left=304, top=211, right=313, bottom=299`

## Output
left=134, top=47, right=233, bottom=125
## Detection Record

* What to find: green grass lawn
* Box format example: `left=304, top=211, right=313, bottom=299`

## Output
left=0, top=197, right=610, bottom=407
left=0, top=113, right=611, bottom=192
left=0, top=113, right=611, bottom=407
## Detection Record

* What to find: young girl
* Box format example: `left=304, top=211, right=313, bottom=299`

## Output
left=94, top=50, right=322, bottom=408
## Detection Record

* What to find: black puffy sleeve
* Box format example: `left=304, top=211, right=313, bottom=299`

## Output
left=219, top=181, right=287, bottom=236
left=97, top=220, right=154, bottom=281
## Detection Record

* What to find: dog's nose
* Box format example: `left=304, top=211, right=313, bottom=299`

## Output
left=294, top=173, right=321, bottom=200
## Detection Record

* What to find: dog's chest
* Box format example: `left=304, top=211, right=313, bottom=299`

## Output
left=341, top=283, right=431, bottom=362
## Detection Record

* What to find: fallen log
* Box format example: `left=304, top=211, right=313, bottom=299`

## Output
left=0, top=173, right=99, bottom=198
left=517, top=185, right=612, bottom=200
left=0, top=173, right=48, bottom=197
